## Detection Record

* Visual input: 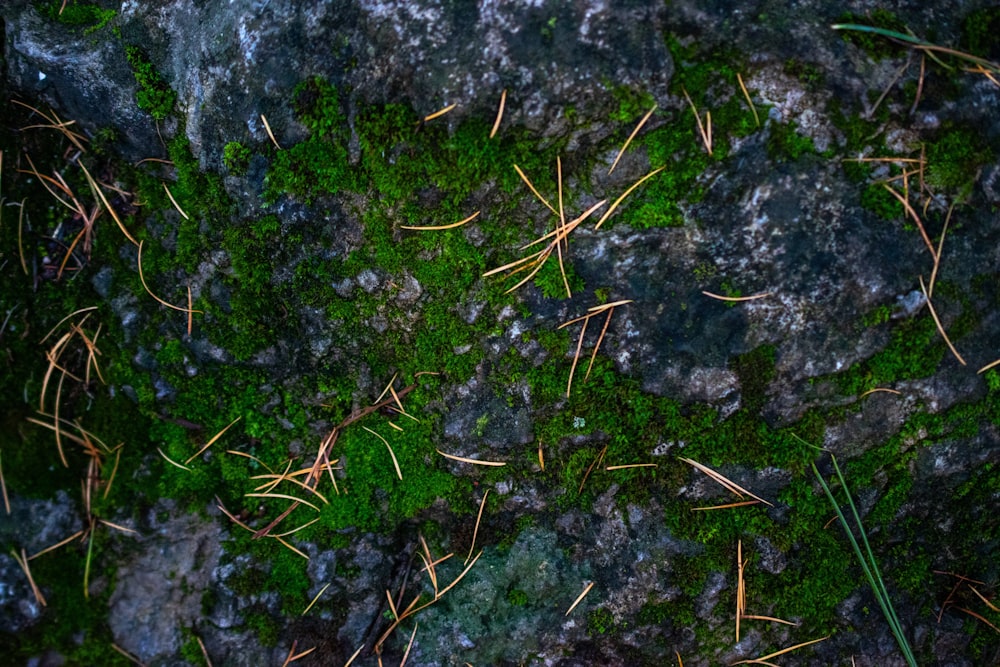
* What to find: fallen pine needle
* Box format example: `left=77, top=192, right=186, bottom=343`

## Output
left=261, top=114, right=281, bottom=149
left=606, top=463, right=657, bottom=470
left=302, top=582, right=331, bottom=616
left=17, top=199, right=28, bottom=275
left=185, top=416, right=242, bottom=465
left=79, top=161, right=139, bottom=246
left=400, top=622, right=418, bottom=667
left=680, top=457, right=773, bottom=507
left=436, top=450, right=505, bottom=466
left=363, top=426, right=403, bottom=481
left=702, top=291, right=772, bottom=302
left=594, top=168, right=664, bottom=229
left=162, top=182, right=189, bottom=220
left=538, top=440, right=545, bottom=471
left=196, top=636, right=212, bottom=667
left=12, top=548, right=46, bottom=606
left=187, top=285, right=194, bottom=336
left=110, top=643, right=146, bottom=666
left=0, top=450, right=9, bottom=514
left=513, top=164, right=557, bottom=214
left=466, top=489, right=489, bottom=565
left=138, top=240, right=205, bottom=315
left=246, top=493, right=320, bottom=513
left=157, top=447, right=191, bottom=471
left=741, top=614, right=799, bottom=626
left=859, top=387, right=902, bottom=398
left=609, top=103, right=657, bottom=175
left=490, top=89, right=507, bottom=139
left=681, top=87, right=713, bottom=156
left=343, top=644, right=364, bottom=667
left=730, top=636, right=829, bottom=665
left=977, top=358, right=1000, bottom=374
left=919, top=275, right=966, bottom=366
left=400, top=210, right=479, bottom=231
left=281, top=644, right=315, bottom=665
left=954, top=606, right=1000, bottom=634
left=691, top=500, right=761, bottom=511
left=274, top=536, right=310, bottom=560
left=29, top=530, right=85, bottom=560
left=565, top=581, right=595, bottom=616
left=424, top=103, right=456, bottom=122
left=737, top=73, right=760, bottom=127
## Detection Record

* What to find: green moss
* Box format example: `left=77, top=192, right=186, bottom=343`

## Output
left=587, top=607, right=615, bottom=635
left=961, top=7, right=1000, bottom=60
left=223, top=141, right=252, bottom=175
left=767, top=121, right=817, bottom=162
left=924, top=127, right=994, bottom=199
left=37, top=1, right=116, bottom=34
left=123, top=45, right=176, bottom=121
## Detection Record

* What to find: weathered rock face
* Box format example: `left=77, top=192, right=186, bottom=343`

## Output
left=6, top=0, right=672, bottom=167
left=3, top=0, right=1000, bottom=665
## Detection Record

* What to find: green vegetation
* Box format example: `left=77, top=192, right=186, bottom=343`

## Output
left=124, top=45, right=177, bottom=121
left=37, top=0, right=116, bottom=33
left=223, top=141, right=252, bottom=175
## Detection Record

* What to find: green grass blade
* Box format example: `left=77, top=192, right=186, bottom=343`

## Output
left=831, top=23, right=923, bottom=46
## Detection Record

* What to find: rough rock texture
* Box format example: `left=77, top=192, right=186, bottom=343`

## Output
left=2, top=0, right=1000, bottom=665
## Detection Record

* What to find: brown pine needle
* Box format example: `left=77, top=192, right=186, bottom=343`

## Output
left=215, top=498, right=255, bottom=534
left=928, top=201, right=955, bottom=298
left=274, top=536, right=310, bottom=560
left=162, top=182, right=189, bottom=220
left=157, top=447, right=191, bottom=471
left=281, top=643, right=316, bottom=665
left=882, top=184, right=935, bottom=257
left=954, top=606, right=1000, bottom=634
left=741, top=614, right=799, bottom=626
left=679, top=457, right=774, bottom=507
left=513, top=164, right=557, bottom=214
left=919, top=275, right=966, bottom=366
left=261, top=114, right=281, bottom=149
left=490, top=89, right=507, bottom=139
left=401, top=210, right=480, bottom=231
left=99, top=519, right=137, bottom=534
left=737, top=73, right=760, bottom=127
left=245, top=492, right=321, bottom=512
left=225, top=449, right=275, bottom=473
left=609, top=103, right=657, bottom=175
left=79, top=161, right=139, bottom=247
left=30, top=530, right=85, bottom=560
left=466, top=489, right=489, bottom=565
left=185, top=416, right=242, bottom=464
left=859, top=387, right=902, bottom=398
left=196, top=636, right=212, bottom=667
left=436, top=450, right=506, bottom=466
left=978, top=358, right=1000, bottom=374
left=676, top=651, right=684, bottom=667
left=730, top=636, right=829, bottom=665
left=0, top=450, right=9, bottom=514
left=138, top=240, right=204, bottom=314
left=272, top=518, right=320, bottom=539
left=423, top=103, right=456, bottom=122
left=579, top=444, right=608, bottom=494
left=187, top=285, right=194, bottom=336
left=538, top=441, right=545, bottom=471
left=702, top=291, right=772, bottom=302
left=17, top=199, right=28, bottom=275
left=585, top=307, right=614, bottom=382
left=400, top=622, right=418, bottom=667
left=691, top=499, right=762, bottom=511
left=594, top=167, right=664, bottom=229
left=111, top=643, right=146, bottom=666
left=12, top=548, right=46, bottom=606
left=363, top=426, right=403, bottom=481
left=606, top=463, right=657, bottom=470
left=302, top=582, right=331, bottom=616
left=970, top=586, right=1000, bottom=613
left=565, top=581, right=595, bottom=616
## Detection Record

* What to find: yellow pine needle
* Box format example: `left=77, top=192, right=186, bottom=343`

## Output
left=79, top=161, right=139, bottom=247
left=978, top=358, right=1000, bottom=374
left=538, top=440, right=545, bottom=471
left=606, top=463, right=657, bottom=470
left=253, top=471, right=329, bottom=505
left=565, top=581, right=594, bottom=616
left=513, top=164, right=557, bottom=214
left=110, top=643, right=145, bottom=665
left=157, top=447, right=191, bottom=471
left=679, top=457, right=774, bottom=507
left=272, top=518, right=320, bottom=539
left=556, top=156, right=570, bottom=298
left=401, top=210, right=479, bottom=231
left=594, top=167, right=664, bottom=229
left=741, top=614, right=798, bottom=626
left=344, top=644, right=365, bottom=667
left=187, top=285, right=194, bottom=336
left=196, top=636, right=213, bottom=667
left=919, top=275, right=966, bottom=366
left=98, top=519, right=136, bottom=535
left=302, top=582, right=331, bottom=616
left=859, top=387, right=902, bottom=398
left=12, top=548, right=46, bottom=606
left=566, top=315, right=588, bottom=398
left=584, top=307, right=614, bottom=382
left=185, top=416, right=242, bottom=464
left=423, top=103, right=456, bottom=122
left=261, top=114, right=281, bottom=149
left=737, top=73, right=760, bottom=127
left=273, top=536, right=310, bottom=560
left=881, top=183, right=935, bottom=257
left=162, top=182, right=189, bottom=219
left=676, top=651, right=684, bottom=667
left=466, top=489, right=489, bottom=565
left=681, top=87, right=713, bottom=156
left=702, top=291, right=772, bottom=302
left=609, top=103, right=657, bottom=175
left=730, top=636, right=829, bottom=665
left=375, top=373, right=399, bottom=403
left=245, top=493, right=320, bottom=513
left=40, top=306, right=97, bottom=343
left=490, top=89, right=507, bottom=139
left=928, top=201, right=955, bottom=298
left=225, top=449, right=275, bottom=472
left=970, top=586, right=1000, bottom=613
left=138, top=240, right=205, bottom=314
left=736, top=539, right=746, bottom=641
left=436, top=450, right=506, bottom=466
left=363, top=426, right=403, bottom=480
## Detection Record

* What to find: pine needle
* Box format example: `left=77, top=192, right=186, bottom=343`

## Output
left=466, top=489, right=489, bottom=565
left=0, top=450, right=9, bottom=514
left=363, top=426, right=403, bottom=481
left=436, top=450, right=506, bottom=466
left=681, top=87, right=712, bottom=156
left=162, top=182, right=189, bottom=220
left=400, top=622, right=418, bottom=667
left=702, top=291, right=772, bottom=302
left=401, top=210, right=479, bottom=231
left=185, top=417, right=241, bottom=465
left=157, top=447, right=191, bottom=471
left=919, top=275, right=966, bottom=366
left=594, top=167, right=664, bottom=229
left=423, top=103, right=456, bottom=122
left=606, top=463, right=657, bottom=470
left=730, top=636, right=829, bottom=665
left=261, top=114, right=281, bottom=149
left=138, top=240, right=205, bottom=314
left=513, top=164, right=557, bottom=214
left=302, top=582, right=331, bottom=616
left=245, top=493, right=320, bottom=513
left=609, top=103, right=657, bottom=175
left=859, top=387, right=902, bottom=398
left=12, top=547, right=47, bottom=606
left=565, top=581, right=595, bottom=616
left=490, top=89, right=507, bottom=139
left=737, top=73, right=760, bottom=127
left=679, top=457, right=773, bottom=507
